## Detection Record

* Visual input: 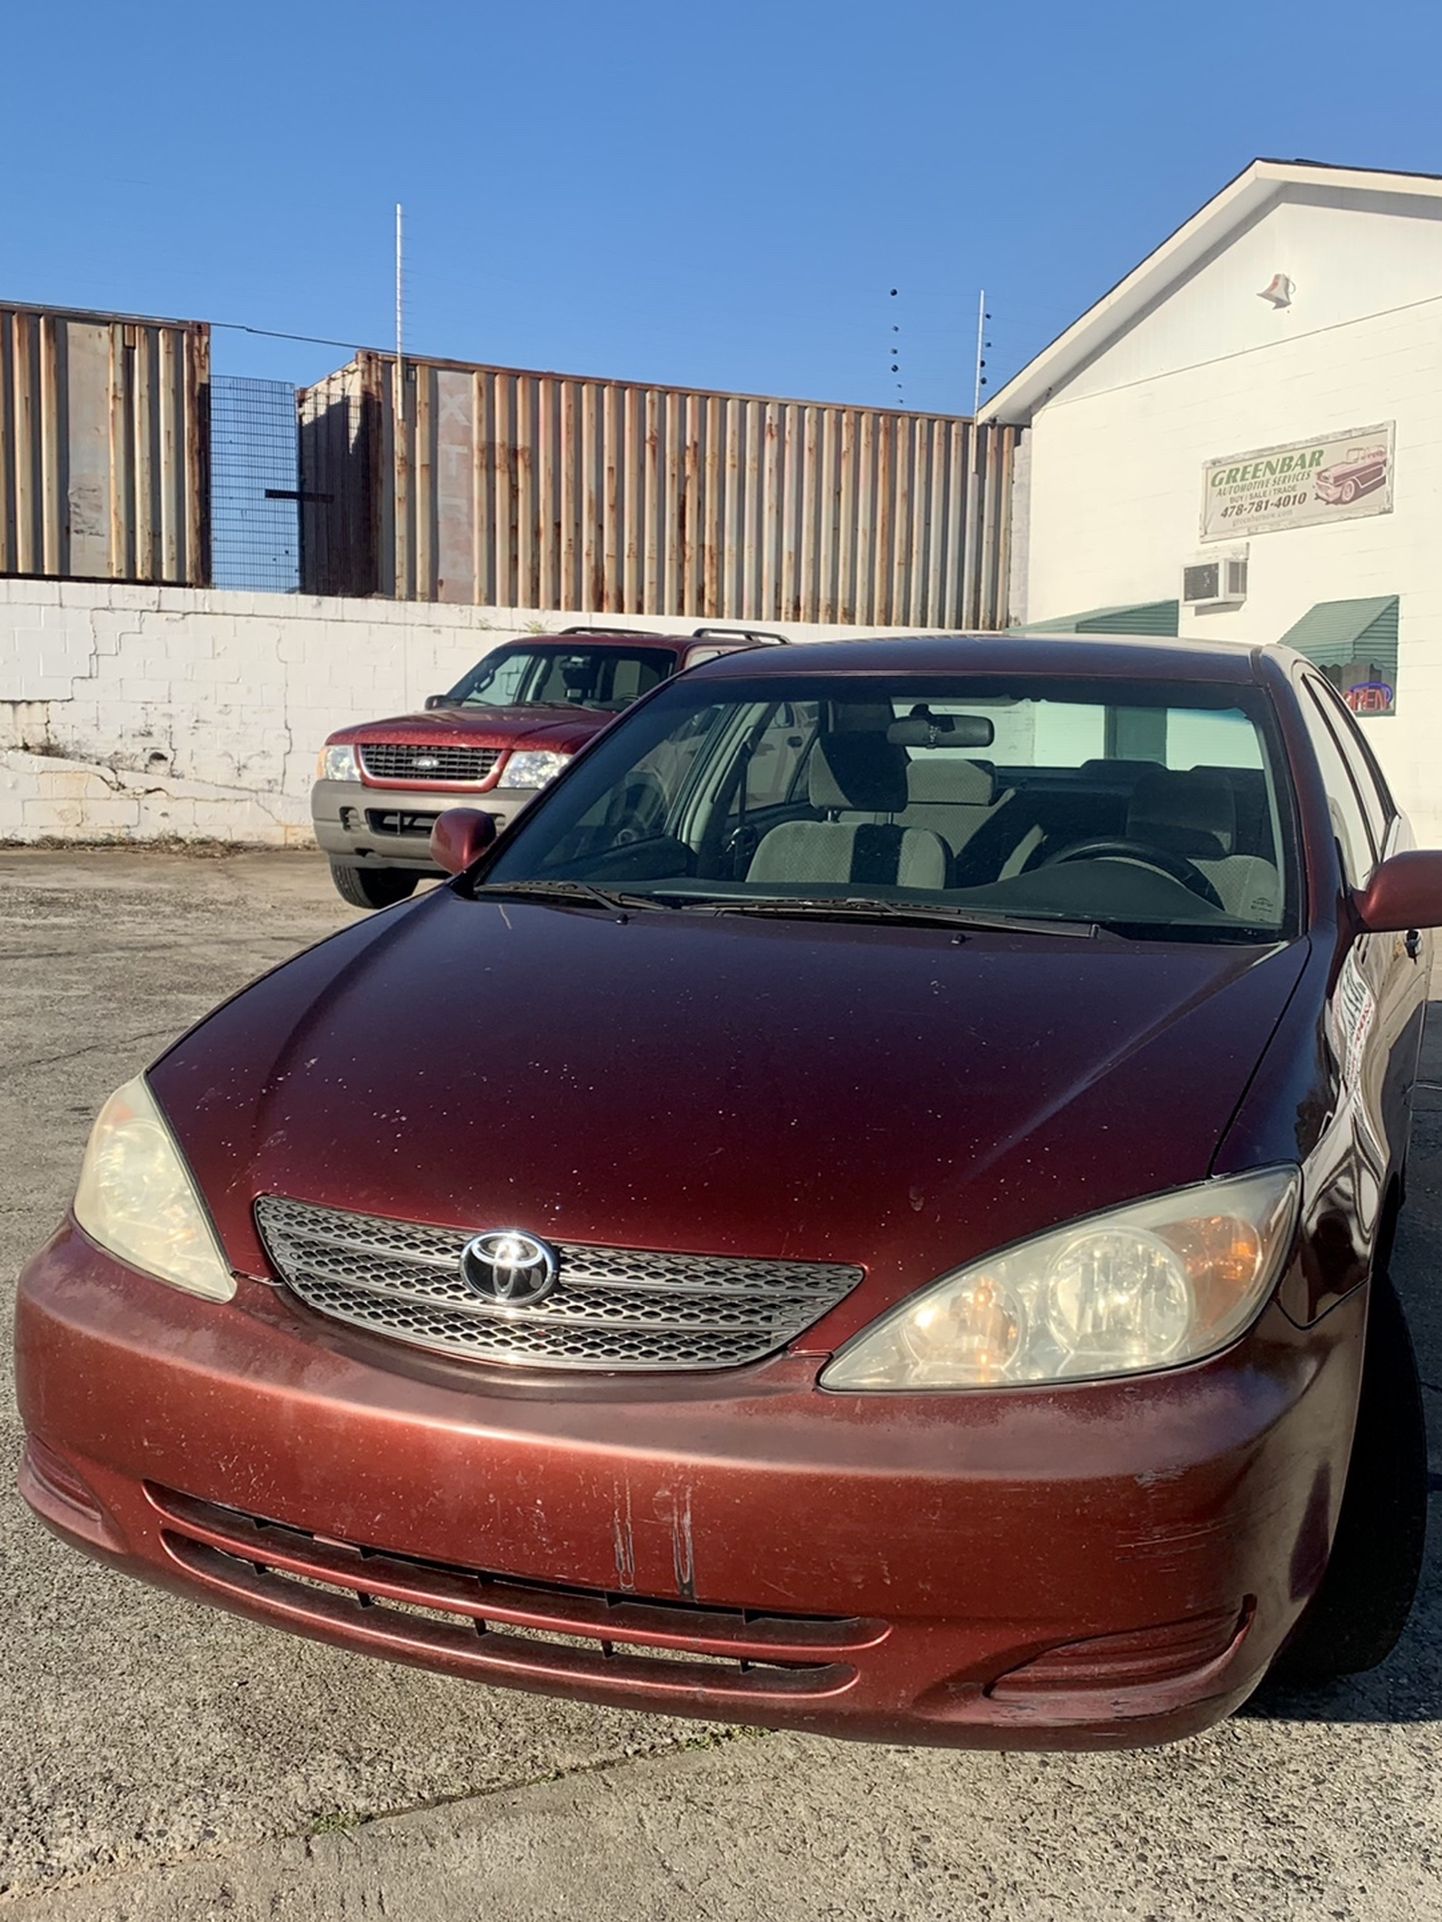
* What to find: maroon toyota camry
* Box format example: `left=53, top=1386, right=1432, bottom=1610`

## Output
left=15, top=633, right=1432, bottom=1750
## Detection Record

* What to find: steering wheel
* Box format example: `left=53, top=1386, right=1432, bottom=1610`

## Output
left=1040, top=837, right=1225, bottom=911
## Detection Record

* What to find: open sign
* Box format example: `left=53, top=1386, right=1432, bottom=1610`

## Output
left=1346, top=681, right=1395, bottom=716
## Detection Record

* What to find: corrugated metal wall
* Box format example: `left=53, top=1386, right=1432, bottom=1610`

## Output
left=0, top=303, right=210, bottom=585
left=299, top=351, right=1018, bottom=627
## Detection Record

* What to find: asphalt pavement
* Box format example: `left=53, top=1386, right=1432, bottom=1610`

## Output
left=1, top=848, right=1438, bottom=1920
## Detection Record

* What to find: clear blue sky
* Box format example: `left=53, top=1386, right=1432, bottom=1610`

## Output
left=4, top=0, right=1440, bottom=414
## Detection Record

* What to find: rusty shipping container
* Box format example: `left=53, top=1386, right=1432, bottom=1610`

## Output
left=0, top=302, right=210, bottom=586
left=299, top=351, right=1019, bottom=628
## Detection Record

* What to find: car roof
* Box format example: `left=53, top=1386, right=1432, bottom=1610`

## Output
left=685, top=631, right=1271, bottom=684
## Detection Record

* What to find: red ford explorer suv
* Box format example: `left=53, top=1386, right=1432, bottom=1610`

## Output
left=313, top=624, right=781, bottom=907
left=17, top=633, right=1432, bottom=1750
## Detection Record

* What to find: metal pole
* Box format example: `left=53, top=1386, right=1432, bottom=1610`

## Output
left=395, top=202, right=405, bottom=423
left=393, top=201, right=407, bottom=596
left=972, top=287, right=986, bottom=417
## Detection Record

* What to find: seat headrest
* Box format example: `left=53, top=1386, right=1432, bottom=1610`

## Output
left=808, top=733, right=908, bottom=813
left=1126, top=770, right=1236, bottom=858
left=904, top=757, right=996, bottom=806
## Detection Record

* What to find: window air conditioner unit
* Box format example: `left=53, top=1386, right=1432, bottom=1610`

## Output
left=1183, top=551, right=1248, bottom=611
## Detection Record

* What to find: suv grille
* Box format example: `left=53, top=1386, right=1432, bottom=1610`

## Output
left=255, top=1196, right=861, bottom=1373
left=359, top=743, right=501, bottom=784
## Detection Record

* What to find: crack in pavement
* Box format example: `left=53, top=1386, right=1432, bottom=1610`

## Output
left=595, top=1767, right=726, bottom=1921
left=0, top=1733, right=757, bottom=1911
left=1, top=1027, right=185, bottom=1080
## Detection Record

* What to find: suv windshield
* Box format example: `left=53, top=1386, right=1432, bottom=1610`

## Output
left=444, top=643, right=677, bottom=713
left=482, top=674, right=1298, bottom=941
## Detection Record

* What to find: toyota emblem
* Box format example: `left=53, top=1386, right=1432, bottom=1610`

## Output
left=460, top=1230, right=559, bottom=1306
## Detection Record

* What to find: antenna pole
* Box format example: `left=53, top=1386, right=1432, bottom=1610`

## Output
left=395, top=202, right=405, bottom=423
left=972, top=287, right=986, bottom=416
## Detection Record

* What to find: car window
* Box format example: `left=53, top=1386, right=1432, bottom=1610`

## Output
left=1308, top=677, right=1394, bottom=852
left=1297, top=677, right=1377, bottom=885
left=486, top=674, right=1297, bottom=941
left=447, top=644, right=676, bottom=711
left=464, top=649, right=531, bottom=705
left=745, top=701, right=819, bottom=807
left=926, top=697, right=1264, bottom=771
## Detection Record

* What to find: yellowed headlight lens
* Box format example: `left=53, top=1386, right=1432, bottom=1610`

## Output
left=73, top=1075, right=235, bottom=1302
left=821, top=1168, right=1298, bottom=1392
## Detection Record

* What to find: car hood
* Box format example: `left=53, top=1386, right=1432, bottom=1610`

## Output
left=152, top=894, right=1308, bottom=1351
left=329, top=707, right=611, bottom=755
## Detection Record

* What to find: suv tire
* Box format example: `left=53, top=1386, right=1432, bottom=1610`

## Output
left=329, top=862, right=420, bottom=910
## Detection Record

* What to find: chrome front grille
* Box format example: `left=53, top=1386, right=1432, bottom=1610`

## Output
left=255, top=1196, right=861, bottom=1373
left=359, top=743, right=501, bottom=783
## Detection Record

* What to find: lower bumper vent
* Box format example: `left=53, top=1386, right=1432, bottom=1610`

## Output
left=149, top=1486, right=881, bottom=1703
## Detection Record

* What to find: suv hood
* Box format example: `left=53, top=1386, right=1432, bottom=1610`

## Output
left=152, top=894, right=1306, bottom=1353
left=329, top=707, right=612, bottom=756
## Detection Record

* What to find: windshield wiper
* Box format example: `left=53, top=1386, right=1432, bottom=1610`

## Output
left=685, top=896, right=1102, bottom=937
left=470, top=879, right=670, bottom=915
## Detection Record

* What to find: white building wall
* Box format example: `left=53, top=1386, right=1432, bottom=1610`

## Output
left=1019, top=190, right=1442, bottom=843
left=0, top=583, right=940, bottom=846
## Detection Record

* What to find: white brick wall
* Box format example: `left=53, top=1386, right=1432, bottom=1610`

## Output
left=0, top=584, right=942, bottom=846
left=1017, top=190, right=1442, bottom=845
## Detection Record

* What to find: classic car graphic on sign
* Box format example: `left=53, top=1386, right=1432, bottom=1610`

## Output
left=1314, top=446, right=1390, bottom=507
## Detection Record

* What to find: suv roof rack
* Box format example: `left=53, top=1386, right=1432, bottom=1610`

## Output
left=691, top=626, right=789, bottom=646
left=559, top=625, right=656, bottom=638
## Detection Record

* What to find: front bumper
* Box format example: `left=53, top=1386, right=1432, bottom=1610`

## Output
left=16, top=1223, right=1363, bottom=1750
left=310, top=778, right=533, bottom=871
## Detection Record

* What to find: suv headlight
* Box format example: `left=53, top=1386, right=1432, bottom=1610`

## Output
left=73, top=1076, right=236, bottom=1302
left=503, top=749, right=569, bottom=789
left=316, top=743, right=359, bottom=782
left=820, top=1168, right=1299, bottom=1392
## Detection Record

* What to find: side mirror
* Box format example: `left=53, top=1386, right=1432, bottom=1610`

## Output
left=424, top=693, right=449, bottom=711
left=1353, top=850, right=1442, bottom=932
left=430, top=807, right=498, bottom=876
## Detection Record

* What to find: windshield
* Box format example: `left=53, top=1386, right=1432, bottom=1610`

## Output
left=444, top=643, right=677, bottom=712
left=481, top=674, right=1299, bottom=941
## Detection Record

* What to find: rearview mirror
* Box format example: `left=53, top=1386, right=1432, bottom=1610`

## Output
left=430, top=807, right=498, bottom=875
left=1354, top=850, right=1442, bottom=932
left=887, top=707, right=995, bottom=749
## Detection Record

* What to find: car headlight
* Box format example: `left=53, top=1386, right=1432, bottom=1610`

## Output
left=820, top=1167, right=1299, bottom=1392
left=316, top=743, right=360, bottom=782
left=72, top=1075, right=236, bottom=1302
left=502, top=749, right=570, bottom=789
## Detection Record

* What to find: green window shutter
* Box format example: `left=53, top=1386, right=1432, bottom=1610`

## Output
left=1019, top=600, right=1180, bottom=637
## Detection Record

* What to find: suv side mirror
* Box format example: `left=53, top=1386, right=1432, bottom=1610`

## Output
left=1354, top=850, right=1442, bottom=932
left=424, top=694, right=449, bottom=711
left=431, top=807, right=498, bottom=875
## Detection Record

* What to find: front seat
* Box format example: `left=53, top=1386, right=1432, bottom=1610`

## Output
left=747, top=733, right=949, bottom=890
left=896, top=756, right=1001, bottom=862
left=1125, top=769, right=1281, bottom=921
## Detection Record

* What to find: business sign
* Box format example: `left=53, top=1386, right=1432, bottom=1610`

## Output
left=1201, top=422, right=1395, bottom=541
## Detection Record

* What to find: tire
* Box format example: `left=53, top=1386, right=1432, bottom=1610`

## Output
left=1270, top=1273, right=1428, bottom=1682
left=328, top=862, right=420, bottom=910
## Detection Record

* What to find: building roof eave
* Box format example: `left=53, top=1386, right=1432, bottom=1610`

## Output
left=979, top=159, right=1442, bottom=428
